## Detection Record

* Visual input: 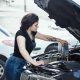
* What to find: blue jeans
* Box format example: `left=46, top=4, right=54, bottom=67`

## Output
left=5, top=56, right=26, bottom=80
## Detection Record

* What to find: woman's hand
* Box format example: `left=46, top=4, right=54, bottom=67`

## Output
left=34, top=60, right=44, bottom=66
left=59, top=39, right=68, bottom=46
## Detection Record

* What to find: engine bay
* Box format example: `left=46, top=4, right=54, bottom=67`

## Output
left=20, top=44, right=80, bottom=80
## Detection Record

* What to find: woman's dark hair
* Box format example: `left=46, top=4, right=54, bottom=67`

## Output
left=20, top=13, right=39, bottom=31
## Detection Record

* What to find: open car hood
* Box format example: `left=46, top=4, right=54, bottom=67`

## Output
left=34, top=0, right=80, bottom=41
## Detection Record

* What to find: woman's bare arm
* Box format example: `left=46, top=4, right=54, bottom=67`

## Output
left=17, top=36, right=44, bottom=66
left=35, top=32, right=68, bottom=45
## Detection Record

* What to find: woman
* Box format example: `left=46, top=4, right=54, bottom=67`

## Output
left=5, top=13, right=67, bottom=80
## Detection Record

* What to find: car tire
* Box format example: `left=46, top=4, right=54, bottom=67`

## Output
left=0, top=60, right=5, bottom=80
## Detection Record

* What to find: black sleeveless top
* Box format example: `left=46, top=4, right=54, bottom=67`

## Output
left=13, top=30, right=37, bottom=59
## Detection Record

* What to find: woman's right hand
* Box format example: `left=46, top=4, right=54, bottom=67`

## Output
left=34, top=60, right=44, bottom=66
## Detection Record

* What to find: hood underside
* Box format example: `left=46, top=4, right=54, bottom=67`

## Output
left=34, top=0, right=80, bottom=40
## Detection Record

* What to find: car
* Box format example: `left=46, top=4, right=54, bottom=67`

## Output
left=20, top=0, right=80, bottom=80
left=0, top=25, right=14, bottom=80
left=34, top=0, right=80, bottom=56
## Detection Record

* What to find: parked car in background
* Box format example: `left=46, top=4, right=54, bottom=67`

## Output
left=0, top=25, right=14, bottom=80
left=31, top=39, right=59, bottom=57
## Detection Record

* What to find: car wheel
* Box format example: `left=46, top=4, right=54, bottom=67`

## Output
left=0, top=60, right=5, bottom=80
left=44, top=43, right=58, bottom=53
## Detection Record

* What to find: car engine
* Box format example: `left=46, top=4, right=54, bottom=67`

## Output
left=20, top=44, right=80, bottom=80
